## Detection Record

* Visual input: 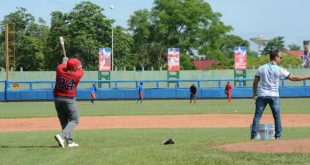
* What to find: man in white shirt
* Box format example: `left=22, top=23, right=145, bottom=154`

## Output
left=251, top=50, right=310, bottom=140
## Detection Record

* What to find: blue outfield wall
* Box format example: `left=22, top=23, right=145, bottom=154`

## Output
left=0, top=79, right=310, bottom=101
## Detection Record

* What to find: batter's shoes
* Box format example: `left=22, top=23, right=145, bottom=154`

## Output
left=55, top=134, right=65, bottom=148
left=68, top=142, right=79, bottom=148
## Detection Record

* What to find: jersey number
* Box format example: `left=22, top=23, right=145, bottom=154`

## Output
left=57, top=77, right=75, bottom=90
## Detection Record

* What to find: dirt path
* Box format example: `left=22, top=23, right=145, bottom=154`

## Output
left=1, top=114, right=310, bottom=132
left=218, top=139, right=310, bottom=153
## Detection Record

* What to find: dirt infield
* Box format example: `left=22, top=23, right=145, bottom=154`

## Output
left=1, top=114, right=310, bottom=132
left=1, top=114, right=310, bottom=153
left=218, top=139, right=310, bottom=153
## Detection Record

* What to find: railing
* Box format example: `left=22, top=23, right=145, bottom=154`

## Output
left=0, top=79, right=310, bottom=101
left=4, top=78, right=255, bottom=90
left=3, top=78, right=308, bottom=89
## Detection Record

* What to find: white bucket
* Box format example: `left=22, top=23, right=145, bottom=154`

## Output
left=251, top=124, right=275, bottom=140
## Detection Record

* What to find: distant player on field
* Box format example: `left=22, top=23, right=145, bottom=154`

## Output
left=90, top=83, right=97, bottom=105
left=190, top=84, right=197, bottom=104
left=224, top=82, right=232, bottom=102
left=54, top=57, right=84, bottom=148
left=137, top=82, right=144, bottom=104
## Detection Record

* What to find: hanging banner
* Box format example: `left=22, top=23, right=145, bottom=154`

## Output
left=302, top=41, right=310, bottom=68
left=167, top=48, right=180, bottom=71
left=234, top=46, right=247, bottom=70
left=98, top=48, right=111, bottom=71
left=303, top=40, right=309, bottom=56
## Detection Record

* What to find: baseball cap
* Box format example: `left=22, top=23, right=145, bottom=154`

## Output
left=67, top=58, right=81, bottom=69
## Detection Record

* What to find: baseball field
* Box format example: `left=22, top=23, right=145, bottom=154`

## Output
left=1, top=98, right=310, bottom=165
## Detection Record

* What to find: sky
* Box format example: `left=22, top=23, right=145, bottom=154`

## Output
left=1, top=0, right=310, bottom=51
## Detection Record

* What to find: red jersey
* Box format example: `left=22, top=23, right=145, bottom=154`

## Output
left=225, top=84, right=232, bottom=94
left=53, top=63, right=84, bottom=97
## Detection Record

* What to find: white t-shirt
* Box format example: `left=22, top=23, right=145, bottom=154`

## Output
left=255, top=63, right=290, bottom=97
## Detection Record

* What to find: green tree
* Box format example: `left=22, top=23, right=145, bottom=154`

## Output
left=128, top=9, right=153, bottom=69
left=288, top=44, right=301, bottom=50
left=113, top=26, right=135, bottom=69
left=1, top=7, right=48, bottom=71
left=180, top=53, right=195, bottom=70
left=247, top=53, right=302, bottom=69
left=281, top=53, right=302, bottom=68
left=262, top=36, right=286, bottom=55
left=45, top=2, right=134, bottom=71
left=218, top=35, right=250, bottom=58
left=45, top=2, right=112, bottom=70
left=247, top=54, right=269, bottom=69
left=0, top=26, right=4, bottom=68
left=128, top=0, right=232, bottom=70
left=43, top=11, right=67, bottom=70
left=201, top=35, right=250, bottom=69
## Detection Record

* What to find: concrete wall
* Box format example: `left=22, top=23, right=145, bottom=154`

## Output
left=2, top=69, right=310, bottom=88
left=1, top=69, right=310, bottom=81
left=1, top=70, right=236, bottom=81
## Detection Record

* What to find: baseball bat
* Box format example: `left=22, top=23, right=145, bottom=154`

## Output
left=59, top=36, right=67, bottom=57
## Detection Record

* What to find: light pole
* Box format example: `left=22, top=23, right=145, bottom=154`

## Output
left=109, top=5, right=114, bottom=71
left=111, top=24, right=114, bottom=71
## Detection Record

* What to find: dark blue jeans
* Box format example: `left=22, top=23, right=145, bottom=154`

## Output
left=251, top=96, right=281, bottom=139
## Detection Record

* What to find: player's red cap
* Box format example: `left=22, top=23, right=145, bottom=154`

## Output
left=67, top=58, right=81, bottom=69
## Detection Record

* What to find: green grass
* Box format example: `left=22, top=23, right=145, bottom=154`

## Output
left=1, top=98, right=310, bottom=164
left=0, top=98, right=310, bottom=118
left=1, top=127, right=310, bottom=165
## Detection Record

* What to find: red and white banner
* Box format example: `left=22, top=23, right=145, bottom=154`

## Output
left=167, top=48, right=180, bottom=71
left=234, top=46, right=247, bottom=70
left=98, top=48, right=111, bottom=71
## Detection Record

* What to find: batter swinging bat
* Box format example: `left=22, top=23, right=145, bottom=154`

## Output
left=59, top=36, right=67, bottom=57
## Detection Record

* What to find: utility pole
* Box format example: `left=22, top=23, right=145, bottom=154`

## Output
left=4, top=23, right=16, bottom=80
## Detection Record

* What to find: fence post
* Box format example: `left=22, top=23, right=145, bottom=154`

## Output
left=4, top=80, right=10, bottom=101
left=115, top=81, right=118, bottom=88
left=281, top=79, right=285, bottom=87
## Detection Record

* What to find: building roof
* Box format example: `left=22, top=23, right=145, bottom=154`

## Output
left=285, top=50, right=303, bottom=58
left=192, top=60, right=217, bottom=70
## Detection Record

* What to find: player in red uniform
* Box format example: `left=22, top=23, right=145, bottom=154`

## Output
left=54, top=57, right=84, bottom=148
left=224, top=82, right=232, bottom=102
